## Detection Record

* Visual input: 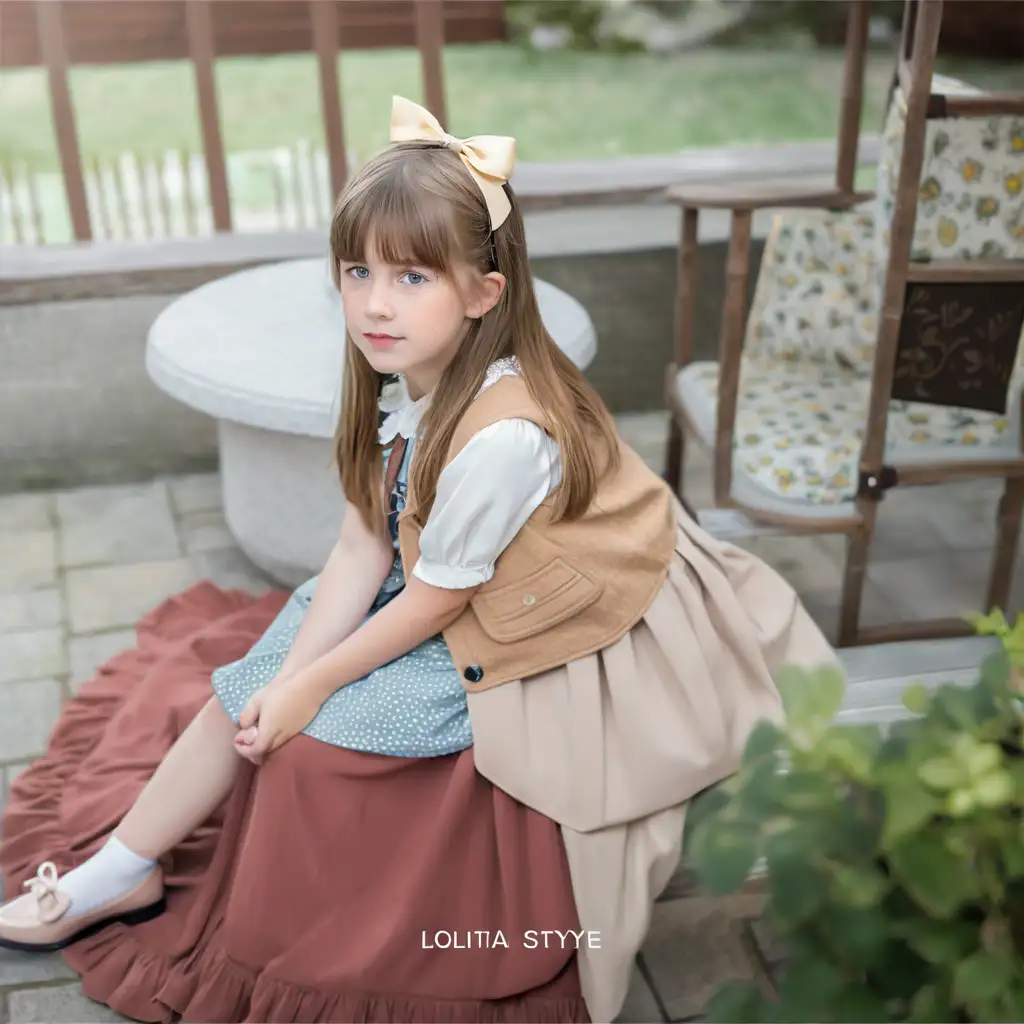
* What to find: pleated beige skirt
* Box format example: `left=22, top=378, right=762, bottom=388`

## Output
left=467, top=502, right=838, bottom=1021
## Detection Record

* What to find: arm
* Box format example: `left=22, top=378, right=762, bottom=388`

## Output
left=274, top=500, right=394, bottom=682
left=286, top=575, right=475, bottom=707
left=241, top=419, right=562, bottom=754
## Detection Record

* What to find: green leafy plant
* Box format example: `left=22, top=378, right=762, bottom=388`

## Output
left=687, top=625, right=1024, bottom=1022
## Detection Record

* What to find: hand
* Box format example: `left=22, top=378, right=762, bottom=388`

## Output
left=235, top=677, right=323, bottom=761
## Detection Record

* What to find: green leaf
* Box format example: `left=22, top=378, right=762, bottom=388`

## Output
left=817, top=726, right=881, bottom=782
left=776, top=664, right=846, bottom=738
left=778, top=770, right=837, bottom=811
left=742, top=719, right=783, bottom=767
left=1001, top=832, right=1024, bottom=878
left=828, top=862, right=890, bottom=909
left=917, top=756, right=967, bottom=791
left=682, top=785, right=730, bottom=854
left=972, top=768, right=1014, bottom=808
left=882, top=776, right=940, bottom=847
left=908, top=984, right=956, bottom=1023
left=818, top=905, right=889, bottom=968
left=774, top=955, right=846, bottom=1022
left=903, top=682, right=931, bottom=715
left=953, top=949, right=1015, bottom=1005
left=704, top=981, right=765, bottom=1023
left=932, top=685, right=980, bottom=729
left=967, top=607, right=1009, bottom=636
left=830, top=985, right=891, bottom=1023
left=898, top=917, right=978, bottom=964
left=980, top=650, right=1012, bottom=692
left=770, top=862, right=826, bottom=926
left=888, top=833, right=976, bottom=918
left=690, top=818, right=759, bottom=895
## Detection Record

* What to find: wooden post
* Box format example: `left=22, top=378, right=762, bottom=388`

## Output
left=713, top=209, right=753, bottom=507
left=674, top=207, right=699, bottom=368
left=860, top=0, right=943, bottom=473
left=415, top=0, right=447, bottom=127
left=185, top=0, right=231, bottom=232
left=836, top=0, right=870, bottom=194
left=35, top=1, right=91, bottom=241
left=311, top=0, right=348, bottom=203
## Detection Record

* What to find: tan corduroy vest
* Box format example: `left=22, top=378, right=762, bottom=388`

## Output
left=396, top=375, right=676, bottom=692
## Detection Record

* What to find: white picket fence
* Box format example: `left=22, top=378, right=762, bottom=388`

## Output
left=0, top=140, right=356, bottom=244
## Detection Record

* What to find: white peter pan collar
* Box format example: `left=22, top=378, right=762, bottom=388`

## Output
left=376, top=356, right=523, bottom=446
left=378, top=376, right=429, bottom=445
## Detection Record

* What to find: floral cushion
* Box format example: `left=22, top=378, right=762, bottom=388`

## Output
left=875, top=75, right=1024, bottom=262
left=744, top=207, right=880, bottom=374
left=677, top=359, right=1020, bottom=507
left=743, top=74, right=1024, bottom=382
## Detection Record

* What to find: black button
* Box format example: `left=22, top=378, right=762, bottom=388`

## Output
left=463, top=665, right=484, bottom=683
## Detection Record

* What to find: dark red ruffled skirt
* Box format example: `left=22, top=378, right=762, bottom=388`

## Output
left=0, top=582, right=588, bottom=1023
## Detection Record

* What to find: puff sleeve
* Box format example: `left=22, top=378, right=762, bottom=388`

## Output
left=411, top=419, right=562, bottom=589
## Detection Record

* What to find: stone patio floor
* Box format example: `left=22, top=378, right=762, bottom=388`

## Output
left=1, top=410, right=1022, bottom=1023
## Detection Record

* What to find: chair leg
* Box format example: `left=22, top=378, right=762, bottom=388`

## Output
left=837, top=512, right=876, bottom=647
left=664, top=415, right=685, bottom=496
left=985, top=476, right=1024, bottom=612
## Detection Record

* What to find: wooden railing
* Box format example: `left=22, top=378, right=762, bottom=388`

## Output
left=0, top=0, right=505, bottom=242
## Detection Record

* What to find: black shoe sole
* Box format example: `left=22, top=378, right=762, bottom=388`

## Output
left=0, top=895, right=167, bottom=954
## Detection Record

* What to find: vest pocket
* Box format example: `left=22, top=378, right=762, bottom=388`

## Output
left=473, top=557, right=604, bottom=643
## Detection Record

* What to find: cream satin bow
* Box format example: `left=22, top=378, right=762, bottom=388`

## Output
left=389, top=95, right=516, bottom=230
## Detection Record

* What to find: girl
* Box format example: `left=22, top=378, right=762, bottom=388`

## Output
left=0, top=96, right=835, bottom=1023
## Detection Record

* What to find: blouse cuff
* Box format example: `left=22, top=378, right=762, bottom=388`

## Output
left=411, top=557, right=496, bottom=590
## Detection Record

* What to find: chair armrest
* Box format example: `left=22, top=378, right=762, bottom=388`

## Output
left=665, top=177, right=874, bottom=211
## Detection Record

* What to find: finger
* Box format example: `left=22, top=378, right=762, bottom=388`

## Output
left=238, top=703, right=257, bottom=730
left=234, top=726, right=258, bottom=746
left=247, top=728, right=272, bottom=758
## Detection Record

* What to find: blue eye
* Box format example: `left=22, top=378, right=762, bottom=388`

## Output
left=348, top=266, right=370, bottom=280
left=402, top=271, right=426, bottom=285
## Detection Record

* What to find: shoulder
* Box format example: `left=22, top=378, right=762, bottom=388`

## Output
left=449, top=358, right=547, bottom=457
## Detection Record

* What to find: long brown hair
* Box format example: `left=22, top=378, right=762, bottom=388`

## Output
left=329, top=141, right=619, bottom=539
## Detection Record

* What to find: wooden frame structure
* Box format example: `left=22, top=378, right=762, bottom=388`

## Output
left=663, top=0, right=1024, bottom=647
left=0, top=0, right=505, bottom=241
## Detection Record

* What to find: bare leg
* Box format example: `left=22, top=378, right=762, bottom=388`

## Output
left=1, top=696, right=243, bottom=923
left=115, top=696, right=242, bottom=859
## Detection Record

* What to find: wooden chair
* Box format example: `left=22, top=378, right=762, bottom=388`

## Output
left=664, top=0, right=1024, bottom=647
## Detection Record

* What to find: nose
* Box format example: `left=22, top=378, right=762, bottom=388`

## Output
left=365, top=279, right=393, bottom=320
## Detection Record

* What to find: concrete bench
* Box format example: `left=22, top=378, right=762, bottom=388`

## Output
left=146, top=257, right=598, bottom=586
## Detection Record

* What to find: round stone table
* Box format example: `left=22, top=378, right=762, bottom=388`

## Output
left=147, top=258, right=598, bottom=586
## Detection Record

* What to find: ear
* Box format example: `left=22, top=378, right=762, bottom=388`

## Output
left=464, top=271, right=506, bottom=320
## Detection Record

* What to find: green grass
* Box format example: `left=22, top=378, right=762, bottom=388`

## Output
left=3, top=43, right=1023, bottom=170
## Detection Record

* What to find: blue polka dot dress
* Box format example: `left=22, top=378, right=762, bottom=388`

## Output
left=210, top=437, right=473, bottom=758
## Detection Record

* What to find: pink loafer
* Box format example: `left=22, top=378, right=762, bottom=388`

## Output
left=0, top=861, right=166, bottom=953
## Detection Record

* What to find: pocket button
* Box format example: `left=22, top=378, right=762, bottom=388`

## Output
left=522, top=594, right=536, bottom=606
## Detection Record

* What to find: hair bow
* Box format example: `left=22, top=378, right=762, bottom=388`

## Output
left=389, top=95, right=516, bottom=230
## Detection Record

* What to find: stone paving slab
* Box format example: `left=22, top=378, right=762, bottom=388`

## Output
left=57, top=481, right=181, bottom=569
left=0, top=590, right=63, bottom=634
left=0, top=630, right=67, bottom=685
left=0, top=679, right=63, bottom=763
left=167, top=471, right=223, bottom=517
left=65, top=559, right=199, bottom=634
left=67, top=630, right=137, bottom=695
left=7, top=983, right=129, bottom=1023
left=179, top=508, right=236, bottom=555
left=0, top=533, right=57, bottom=594
left=0, top=494, right=53, bottom=534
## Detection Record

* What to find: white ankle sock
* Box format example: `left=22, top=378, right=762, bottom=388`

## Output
left=54, top=837, right=157, bottom=919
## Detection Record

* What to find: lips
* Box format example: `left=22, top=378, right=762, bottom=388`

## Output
left=364, top=332, right=402, bottom=348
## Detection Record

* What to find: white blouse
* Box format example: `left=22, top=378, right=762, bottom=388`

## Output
left=378, top=358, right=563, bottom=589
